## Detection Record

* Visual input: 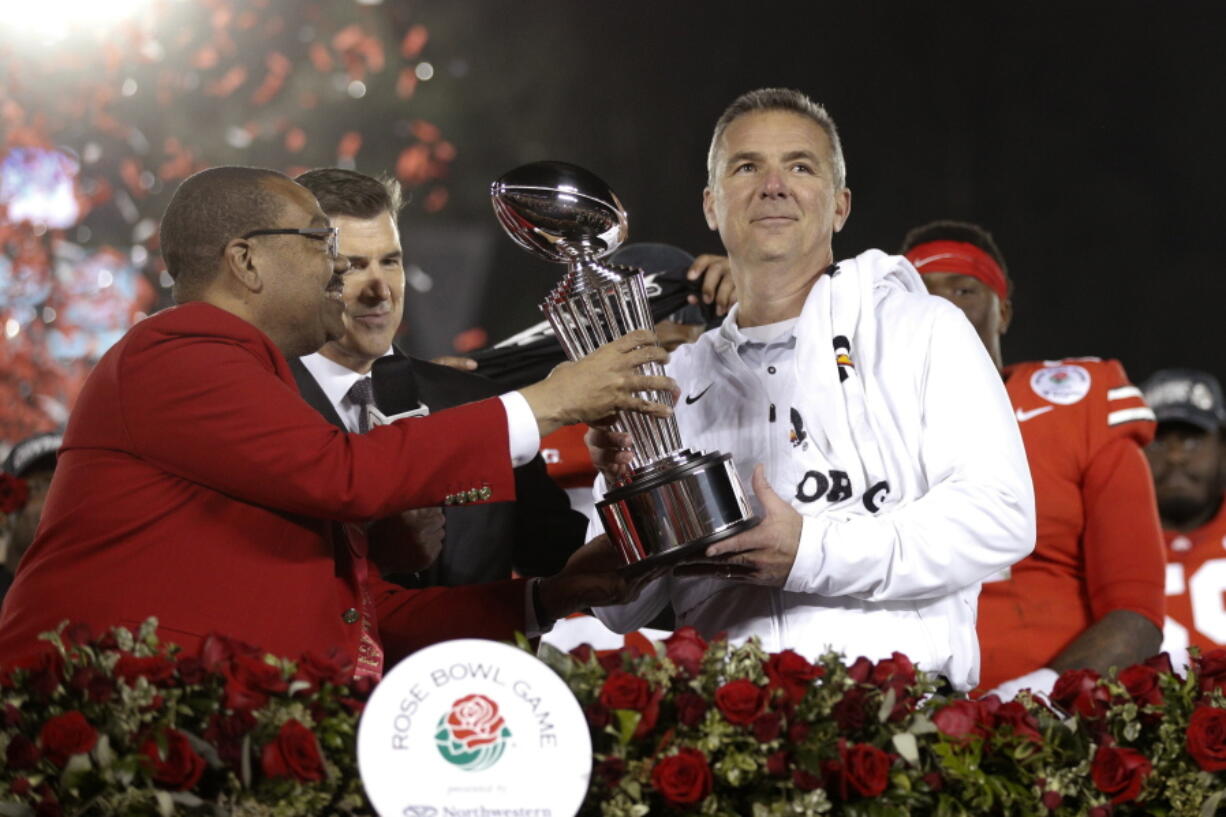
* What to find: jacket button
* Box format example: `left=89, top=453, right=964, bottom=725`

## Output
left=478, top=486, right=492, bottom=500
left=342, top=608, right=359, bottom=624
left=466, top=488, right=480, bottom=503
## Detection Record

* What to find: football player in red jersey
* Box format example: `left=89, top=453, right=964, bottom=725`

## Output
left=1140, top=369, right=1226, bottom=662
left=902, top=220, right=1165, bottom=698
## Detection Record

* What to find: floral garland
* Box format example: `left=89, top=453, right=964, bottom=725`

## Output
left=541, top=629, right=1226, bottom=817
left=0, top=620, right=372, bottom=817
left=2, top=621, right=1226, bottom=816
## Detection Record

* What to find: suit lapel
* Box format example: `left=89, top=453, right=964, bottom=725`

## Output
left=289, top=357, right=347, bottom=431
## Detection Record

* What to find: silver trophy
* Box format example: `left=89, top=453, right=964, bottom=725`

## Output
left=491, top=160, right=759, bottom=569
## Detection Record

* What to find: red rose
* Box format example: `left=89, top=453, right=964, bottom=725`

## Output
left=198, top=633, right=261, bottom=673
left=788, top=721, right=810, bottom=742
left=923, top=771, right=944, bottom=792
left=752, top=711, right=783, bottom=742
left=594, top=756, right=625, bottom=786
left=1143, top=652, right=1175, bottom=676
left=1118, top=665, right=1163, bottom=714
left=4, top=703, right=22, bottom=726
left=261, top=719, right=325, bottom=782
left=584, top=703, right=610, bottom=730
left=991, top=701, right=1042, bottom=743
left=1090, top=743, right=1151, bottom=804
left=1042, top=791, right=1063, bottom=810
left=22, top=650, right=64, bottom=699
left=115, top=653, right=176, bottom=686
left=140, top=728, right=206, bottom=790
left=933, top=699, right=985, bottom=743
left=599, top=670, right=650, bottom=711
left=793, top=768, right=821, bottom=791
left=766, top=750, right=790, bottom=777
left=597, top=651, right=624, bottom=674
left=651, top=748, right=712, bottom=807
left=1197, top=649, right=1226, bottom=695
left=0, top=473, right=29, bottom=513
left=675, top=691, right=709, bottom=728
left=35, top=791, right=60, bottom=817
left=1187, top=706, right=1226, bottom=772
left=68, top=666, right=115, bottom=703
left=1051, top=669, right=1109, bottom=719
left=832, top=686, right=869, bottom=732
left=872, top=652, right=916, bottom=689
left=1088, top=807, right=1112, bottom=817
left=223, top=653, right=288, bottom=710
left=634, top=691, right=663, bottom=738
left=6, top=734, right=41, bottom=770
left=295, top=649, right=354, bottom=689
left=847, top=656, right=873, bottom=683
left=11, top=777, right=31, bottom=796
left=204, top=710, right=257, bottom=768
left=839, top=741, right=891, bottom=798
left=714, top=679, right=766, bottom=726
left=664, top=627, right=708, bottom=677
left=764, top=650, right=823, bottom=703
left=38, top=711, right=97, bottom=766
left=569, top=644, right=595, bottom=663
left=176, top=656, right=208, bottom=686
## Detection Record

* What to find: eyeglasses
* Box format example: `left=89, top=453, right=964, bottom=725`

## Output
left=242, top=227, right=340, bottom=260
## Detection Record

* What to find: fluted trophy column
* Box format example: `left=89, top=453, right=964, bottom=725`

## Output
left=491, top=161, right=759, bottom=568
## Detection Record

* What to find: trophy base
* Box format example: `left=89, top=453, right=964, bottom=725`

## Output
left=597, top=451, right=760, bottom=573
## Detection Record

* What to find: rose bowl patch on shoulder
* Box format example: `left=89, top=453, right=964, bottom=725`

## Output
left=1030, top=364, right=1092, bottom=406
left=357, top=639, right=591, bottom=817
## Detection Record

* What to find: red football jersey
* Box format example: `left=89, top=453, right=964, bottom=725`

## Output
left=976, top=359, right=1166, bottom=691
left=540, top=423, right=597, bottom=489
left=1162, top=498, right=1226, bottom=653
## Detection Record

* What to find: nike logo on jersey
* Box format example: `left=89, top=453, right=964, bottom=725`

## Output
left=1016, top=406, right=1054, bottom=422
left=685, top=385, right=713, bottom=405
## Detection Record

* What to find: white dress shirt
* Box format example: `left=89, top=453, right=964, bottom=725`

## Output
left=298, top=348, right=551, bottom=635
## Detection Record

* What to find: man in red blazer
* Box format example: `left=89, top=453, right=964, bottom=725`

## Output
left=0, top=166, right=673, bottom=676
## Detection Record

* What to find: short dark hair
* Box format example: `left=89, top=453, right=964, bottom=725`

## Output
left=707, top=88, right=846, bottom=189
left=160, top=166, right=287, bottom=302
left=900, top=219, right=1013, bottom=296
left=294, top=168, right=404, bottom=221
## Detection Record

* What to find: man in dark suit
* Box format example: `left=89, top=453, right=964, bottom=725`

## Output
left=291, top=168, right=589, bottom=587
left=0, top=166, right=674, bottom=673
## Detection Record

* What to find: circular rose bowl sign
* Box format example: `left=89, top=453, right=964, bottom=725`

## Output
left=358, top=639, right=592, bottom=817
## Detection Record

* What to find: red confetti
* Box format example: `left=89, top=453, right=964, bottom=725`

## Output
left=423, top=187, right=449, bottom=213
left=284, top=127, right=306, bottom=153
left=337, top=131, right=362, bottom=160
left=434, top=141, right=457, bottom=162
left=308, top=43, right=333, bottom=73
left=395, top=67, right=418, bottom=99
left=401, top=24, right=428, bottom=59
left=411, top=120, right=440, bottom=143
left=204, top=65, right=247, bottom=97
left=453, top=327, right=488, bottom=353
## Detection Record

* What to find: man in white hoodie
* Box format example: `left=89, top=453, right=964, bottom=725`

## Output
left=589, top=88, right=1035, bottom=690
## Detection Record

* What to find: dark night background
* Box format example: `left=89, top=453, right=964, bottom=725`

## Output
left=2, top=0, right=1224, bottom=448
left=399, top=1, right=1224, bottom=381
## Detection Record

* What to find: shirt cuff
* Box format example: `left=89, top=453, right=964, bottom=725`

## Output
left=523, top=577, right=553, bottom=638
left=499, top=391, right=541, bottom=468
left=783, top=515, right=824, bottom=594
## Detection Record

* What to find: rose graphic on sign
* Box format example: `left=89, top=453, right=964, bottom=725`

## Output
left=434, top=694, right=511, bottom=771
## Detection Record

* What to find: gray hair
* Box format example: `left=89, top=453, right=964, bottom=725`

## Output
left=706, top=88, right=847, bottom=190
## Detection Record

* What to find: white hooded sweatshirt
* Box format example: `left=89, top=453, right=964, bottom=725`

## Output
left=593, top=249, right=1035, bottom=689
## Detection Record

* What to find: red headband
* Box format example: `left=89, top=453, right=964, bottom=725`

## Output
left=904, top=240, right=1008, bottom=301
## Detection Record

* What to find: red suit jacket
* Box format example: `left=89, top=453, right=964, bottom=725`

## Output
left=0, top=303, right=526, bottom=667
